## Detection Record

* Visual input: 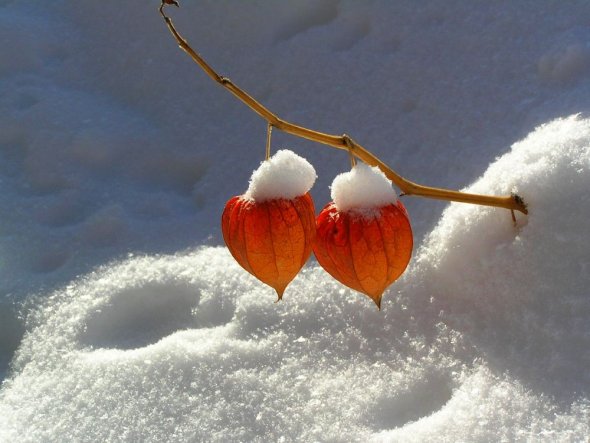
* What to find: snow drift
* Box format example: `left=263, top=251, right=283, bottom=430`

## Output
left=1, top=116, right=588, bottom=441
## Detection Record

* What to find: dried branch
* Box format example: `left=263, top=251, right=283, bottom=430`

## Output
left=158, top=2, right=528, bottom=215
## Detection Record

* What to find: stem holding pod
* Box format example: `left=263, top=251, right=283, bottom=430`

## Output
left=158, top=1, right=528, bottom=216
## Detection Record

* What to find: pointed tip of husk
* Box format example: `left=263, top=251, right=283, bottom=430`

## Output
left=372, top=295, right=382, bottom=311
left=274, top=287, right=285, bottom=302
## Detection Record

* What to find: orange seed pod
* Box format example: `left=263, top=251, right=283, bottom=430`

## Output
left=313, top=163, right=413, bottom=308
left=222, top=193, right=316, bottom=299
left=221, top=149, right=317, bottom=300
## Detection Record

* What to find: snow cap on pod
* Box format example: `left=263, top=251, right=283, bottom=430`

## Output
left=331, top=163, right=398, bottom=212
left=244, top=149, right=317, bottom=201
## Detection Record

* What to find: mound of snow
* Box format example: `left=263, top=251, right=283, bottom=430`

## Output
left=376, top=114, right=590, bottom=441
left=1, top=116, right=589, bottom=441
left=331, top=163, right=398, bottom=212
left=244, top=149, right=317, bottom=201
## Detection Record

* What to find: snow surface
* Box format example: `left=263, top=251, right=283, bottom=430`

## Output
left=331, top=163, right=398, bottom=212
left=244, top=149, right=317, bottom=201
left=1, top=1, right=590, bottom=441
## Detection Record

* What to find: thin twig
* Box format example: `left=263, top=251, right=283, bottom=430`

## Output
left=343, top=135, right=357, bottom=168
left=265, top=123, right=273, bottom=161
left=159, top=2, right=528, bottom=215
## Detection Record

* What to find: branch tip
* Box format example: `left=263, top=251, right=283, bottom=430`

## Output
left=159, top=0, right=179, bottom=19
left=512, top=193, right=528, bottom=214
